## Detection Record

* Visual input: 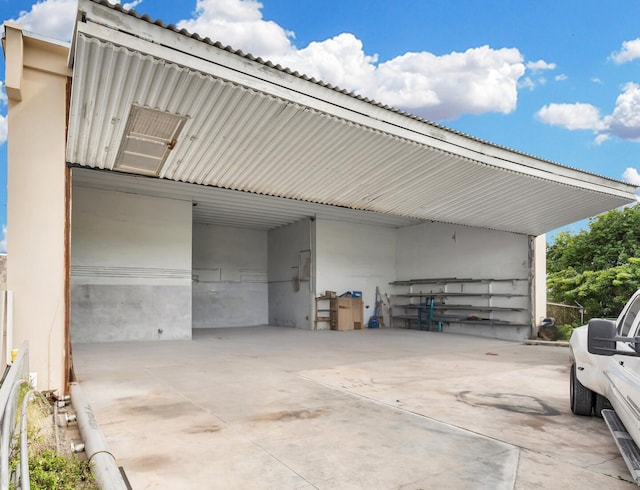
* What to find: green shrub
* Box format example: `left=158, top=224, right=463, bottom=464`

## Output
left=557, top=324, right=575, bottom=341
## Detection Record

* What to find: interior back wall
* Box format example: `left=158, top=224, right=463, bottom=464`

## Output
left=315, top=219, right=396, bottom=328
left=192, top=223, right=268, bottom=327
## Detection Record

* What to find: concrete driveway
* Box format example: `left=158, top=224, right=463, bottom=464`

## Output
left=72, top=327, right=635, bottom=489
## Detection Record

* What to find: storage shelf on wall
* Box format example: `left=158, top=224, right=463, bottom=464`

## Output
left=389, top=277, right=530, bottom=331
left=393, top=292, right=526, bottom=298
left=395, top=304, right=526, bottom=312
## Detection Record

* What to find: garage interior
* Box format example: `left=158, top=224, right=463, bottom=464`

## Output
left=66, top=0, right=637, bottom=345
left=69, top=167, right=535, bottom=343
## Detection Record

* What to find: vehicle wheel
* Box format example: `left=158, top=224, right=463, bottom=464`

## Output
left=570, top=363, right=594, bottom=416
left=594, top=394, right=612, bottom=418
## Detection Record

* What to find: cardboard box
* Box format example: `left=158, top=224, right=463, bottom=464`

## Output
left=330, top=297, right=363, bottom=330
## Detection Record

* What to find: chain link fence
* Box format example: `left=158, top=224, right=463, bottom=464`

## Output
left=547, top=302, right=586, bottom=328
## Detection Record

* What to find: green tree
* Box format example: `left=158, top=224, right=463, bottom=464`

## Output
left=547, top=205, right=640, bottom=320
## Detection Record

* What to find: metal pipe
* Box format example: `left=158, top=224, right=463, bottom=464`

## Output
left=19, top=389, right=35, bottom=490
left=69, top=383, right=128, bottom=490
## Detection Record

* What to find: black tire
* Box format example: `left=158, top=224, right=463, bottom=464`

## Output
left=594, top=394, right=612, bottom=418
left=570, top=363, right=594, bottom=416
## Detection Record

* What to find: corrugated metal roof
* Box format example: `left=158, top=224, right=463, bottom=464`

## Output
left=66, top=1, right=638, bottom=236
left=78, top=0, right=633, bottom=185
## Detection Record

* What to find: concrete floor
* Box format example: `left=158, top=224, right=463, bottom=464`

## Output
left=72, top=327, right=635, bottom=489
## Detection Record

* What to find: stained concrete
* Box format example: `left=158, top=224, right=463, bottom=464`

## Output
left=72, top=327, right=635, bottom=489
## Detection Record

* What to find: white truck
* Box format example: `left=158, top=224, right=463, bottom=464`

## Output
left=570, top=289, right=640, bottom=485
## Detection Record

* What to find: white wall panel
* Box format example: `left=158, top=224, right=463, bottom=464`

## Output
left=192, top=223, right=268, bottom=327
left=396, top=222, right=529, bottom=280
left=71, top=187, right=192, bottom=342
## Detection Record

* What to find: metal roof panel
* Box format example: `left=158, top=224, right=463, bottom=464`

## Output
left=65, top=3, right=638, bottom=236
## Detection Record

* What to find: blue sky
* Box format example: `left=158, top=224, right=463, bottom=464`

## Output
left=1, top=0, right=639, bottom=249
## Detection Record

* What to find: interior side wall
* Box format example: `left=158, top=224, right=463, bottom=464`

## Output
left=315, top=219, right=397, bottom=328
left=268, top=219, right=312, bottom=329
left=395, top=222, right=531, bottom=340
left=192, top=223, right=268, bottom=327
left=71, top=187, right=192, bottom=343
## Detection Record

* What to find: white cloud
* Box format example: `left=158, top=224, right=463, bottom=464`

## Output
left=536, top=103, right=602, bottom=130
left=176, top=0, right=295, bottom=60
left=369, top=46, right=524, bottom=120
left=9, top=0, right=137, bottom=42
left=0, top=82, right=7, bottom=107
left=0, top=114, right=7, bottom=146
left=519, top=77, right=536, bottom=91
left=122, top=1, right=143, bottom=10
left=611, top=38, right=640, bottom=64
left=623, top=167, right=640, bottom=186
left=514, top=59, right=559, bottom=90
left=9, top=0, right=76, bottom=41
left=526, top=60, right=556, bottom=72
left=591, top=77, right=604, bottom=85
left=274, top=33, right=377, bottom=91
left=537, top=83, right=640, bottom=143
left=601, top=83, right=640, bottom=141
left=555, top=74, right=567, bottom=81
left=174, top=1, right=526, bottom=121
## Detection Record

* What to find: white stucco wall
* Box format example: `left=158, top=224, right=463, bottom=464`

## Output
left=5, top=25, right=70, bottom=391
left=315, top=219, right=396, bottom=328
left=71, top=187, right=192, bottom=342
left=192, top=223, right=268, bottom=327
left=268, top=219, right=312, bottom=329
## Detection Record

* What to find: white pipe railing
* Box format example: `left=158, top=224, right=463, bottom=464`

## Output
left=19, top=390, right=35, bottom=489
left=0, top=340, right=29, bottom=490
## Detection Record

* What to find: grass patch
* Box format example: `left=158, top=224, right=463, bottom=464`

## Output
left=26, top=449, right=96, bottom=490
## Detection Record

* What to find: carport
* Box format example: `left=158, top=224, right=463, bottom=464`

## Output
left=3, top=0, right=638, bottom=392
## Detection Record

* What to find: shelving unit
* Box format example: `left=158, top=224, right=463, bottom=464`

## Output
left=314, top=294, right=332, bottom=330
left=390, top=278, right=530, bottom=331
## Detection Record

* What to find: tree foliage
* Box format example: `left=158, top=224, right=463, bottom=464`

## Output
left=547, top=205, right=640, bottom=320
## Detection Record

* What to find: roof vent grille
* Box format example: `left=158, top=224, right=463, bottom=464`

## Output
left=114, top=105, right=188, bottom=176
